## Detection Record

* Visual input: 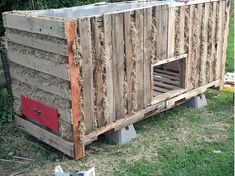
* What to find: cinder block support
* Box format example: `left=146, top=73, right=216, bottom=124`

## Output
left=186, top=94, right=207, bottom=109
left=105, top=124, right=137, bottom=144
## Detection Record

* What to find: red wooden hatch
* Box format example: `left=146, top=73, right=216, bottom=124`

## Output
left=21, top=96, right=59, bottom=132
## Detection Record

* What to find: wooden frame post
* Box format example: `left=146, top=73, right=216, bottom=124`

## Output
left=65, top=20, right=85, bottom=160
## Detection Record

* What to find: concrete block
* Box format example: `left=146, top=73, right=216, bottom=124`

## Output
left=105, top=124, right=137, bottom=144
left=186, top=94, right=207, bottom=109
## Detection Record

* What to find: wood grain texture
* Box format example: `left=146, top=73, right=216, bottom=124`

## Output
left=160, top=5, right=169, bottom=59
left=104, top=14, right=114, bottom=123
left=124, top=12, right=133, bottom=114
left=143, top=8, right=152, bottom=107
left=78, top=18, right=94, bottom=132
left=167, top=6, right=175, bottom=58
left=65, top=20, right=84, bottom=160
left=16, top=116, right=74, bottom=157
left=112, top=13, right=125, bottom=120
left=135, top=9, right=144, bottom=110
left=91, top=17, right=105, bottom=127
left=5, top=30, right=67, bottom=56
left=199, top=3, right=209, bottom=86
left=3, top=13, right=65, bottom=38
left=219, top=0, right=230, bottom=90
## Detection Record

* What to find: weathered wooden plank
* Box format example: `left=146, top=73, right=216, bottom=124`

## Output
left=153, top=86, right=169, bottom=93
left=135, top=9, right=144, bottom=110
left=3, top=13, right=66, bottom=39
left=194, top=4, right=203, bottom=88
left=209, top=2, right=218, bottom=83
left=154, top=72, right=180, bottom=81
left=160, top=5, right=169, bottom=59
left=215, top=1, right=224, bottom=81
left=112, top=13, right=125, bottom=120
left=219, top=0, right=229, bottom=90
left=103, top=14, right=114, bottom=123
left=123, top=11, right=133, bottom=114
left=5, top=30, right=67, bottom=56
left=7, top=48, right=69, bottom=80
left=65, top=20, right=84, bottom=160
left=167, top=6, right=175, bottom=58
left=78, top=17, right=94, bottom=132
left=143, top=7, right=152, bottom=107
left=16, top=116, right=74, bottom=157
left=10, top=62, right=70, bottom=100
left=154, top=76, right=180, bottom=86
left=187, top=5, right=194, bottom=90
left=153, top=6, right=161, bottom=61
left=153, top=53, right=187, bottom=66
left=91, top=17, right=105, bottom=127
left=154, top=81, right=180, bottom=90
left=179, top=6, right=185, bottom=54
left=199, top=3, right=209, bottom=86
left=154, top=69, right=179, bottom=76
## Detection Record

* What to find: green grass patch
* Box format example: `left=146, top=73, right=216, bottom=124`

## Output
left=114, top=90, right=234, bottom=176
left=226, top=1, right=234, bottom=72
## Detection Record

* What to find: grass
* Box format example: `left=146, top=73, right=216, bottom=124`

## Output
left=225, top=0, right=234, bottom=72
left=0, top=2, right=234, bottom=176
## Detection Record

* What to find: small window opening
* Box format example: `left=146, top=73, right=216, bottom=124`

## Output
left=152, top=56, right=187, bottom=102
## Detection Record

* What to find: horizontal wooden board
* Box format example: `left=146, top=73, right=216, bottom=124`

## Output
left=3, top=13, right=66, bottom=39
left=16, top=116, right=74, bottom=157
left=7, top=47, right=69, bottom=80
left=5, top=30, right=67, bottom=56
left=10, top=62, right=70, bottom=100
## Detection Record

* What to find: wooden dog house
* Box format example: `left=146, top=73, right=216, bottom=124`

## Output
left=2, top=0, right=230, bottom=159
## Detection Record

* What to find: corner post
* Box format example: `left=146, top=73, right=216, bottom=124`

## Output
left=65, top=20, right=85, bottom=160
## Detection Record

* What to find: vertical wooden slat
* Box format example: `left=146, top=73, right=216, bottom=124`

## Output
left=179, top=6, right=185, bottom=54
left=91, top=17, right=105, bottom=127
left=78, top=18, right=94, bottom=132
left=187, top=5, right=194, bottom=90
left=154, top=6, right=161, bottom=61
left=215, top=1, right=224, bottom=81
left=199, top=3, right=209, bottom=86
left=112, top=13, right=125, bottom=120
left=135, top=9, right=144, bottom=110
left=194, top=4, right=203, bottom=88
left=167, top=6, right=175, bottom=58
left=143, top=7, right=152, bottom=107
left=65, top=20, right=84, bottom=160
left=219, top=0, right=230, bottom=90
left=209, top=2, right=217, bottom=83
left=160, top=5, right=169, bottom=59
left=124, top=11, right=133, bottom=114
left=104, top=14, right=114, bottom=123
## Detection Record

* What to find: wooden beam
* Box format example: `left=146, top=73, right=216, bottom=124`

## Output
left=65, top=20, right=85, bottom=160
left=219, top=0, right=230, bottom=90
left=7, top=48, right=69, bottom=80
left=3, top=12, right=66, bottom=39
left=5, top=30, right=67, bottom=56
left=104, top=14, right=114, bottom=122
left=152, top=54, right=187, bottom=66
left=16, top=116, right=74, bottom=157
left=143, top=7, right=152, bottom=107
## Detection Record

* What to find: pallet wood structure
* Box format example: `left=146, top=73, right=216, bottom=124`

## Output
left=2, top=0, right=230, bottom=159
